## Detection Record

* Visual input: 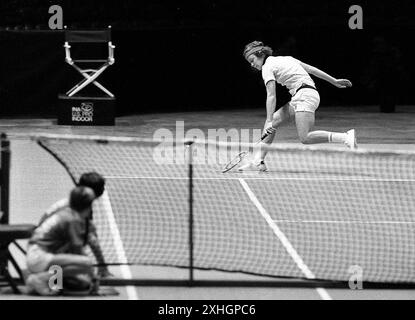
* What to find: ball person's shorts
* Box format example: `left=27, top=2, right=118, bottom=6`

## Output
left=26, top=244, right=54, bottom=273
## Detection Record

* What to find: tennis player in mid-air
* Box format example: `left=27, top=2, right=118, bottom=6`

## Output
left=238, top=41, right=356, bottom=172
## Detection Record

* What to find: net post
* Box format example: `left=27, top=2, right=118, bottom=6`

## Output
left=185, top=140, right=194, bottom=286
left=1, top=133, right=10, bottom=224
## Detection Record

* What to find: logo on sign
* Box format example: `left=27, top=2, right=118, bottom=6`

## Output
left=72, top=102, right=94, bottom=122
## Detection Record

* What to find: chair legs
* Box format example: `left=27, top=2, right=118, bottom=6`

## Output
left=0, top=244, right=24, bottom=294
left=1, top=266, right=20, bottom=294
left=0, top=225, right=35, bottom=294
left=8, top=251, right=25, bottom=282
left=67, top=63, right=114, bottom=97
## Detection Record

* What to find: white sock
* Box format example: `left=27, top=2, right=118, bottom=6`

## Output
left=328, top=132, right=347, bottom=143
left=253, top=153, right=263, bottom=164
left=253, top=142, right=268, bottom=163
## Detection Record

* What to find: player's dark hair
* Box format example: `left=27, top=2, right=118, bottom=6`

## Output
left=69, top=186, right=95, bottom=212
left=78, top=171, right=105, bottom=198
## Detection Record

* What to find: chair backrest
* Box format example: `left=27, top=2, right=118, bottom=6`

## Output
left=65, top=27, right=111, bottom=43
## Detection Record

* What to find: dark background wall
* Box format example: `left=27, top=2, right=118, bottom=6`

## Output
left=0, top=0, right=414, bottom=116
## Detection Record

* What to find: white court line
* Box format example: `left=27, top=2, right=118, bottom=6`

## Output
left=104, top=176, right=415, bottom=182
left=98, top=191, right=139, bottom=300
left=238, top=178, right=332, bottom=301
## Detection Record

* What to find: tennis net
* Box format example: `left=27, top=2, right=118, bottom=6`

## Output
left=30, top=133, right=415, bottom=283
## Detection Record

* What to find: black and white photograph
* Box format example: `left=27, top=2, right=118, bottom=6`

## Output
left=1, top=0, right=415, bottom=310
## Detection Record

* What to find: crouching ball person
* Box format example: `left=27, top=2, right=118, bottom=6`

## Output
left=38, top=171, right=111, bottom=278
left=239, top=41, right=357, bottom=172
left=25, top=186, right=98, bottom=296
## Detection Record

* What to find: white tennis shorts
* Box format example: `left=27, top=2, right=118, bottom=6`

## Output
left=26, top=244, right=54, bottom=273
left=290, top=88, right=320, bottom=113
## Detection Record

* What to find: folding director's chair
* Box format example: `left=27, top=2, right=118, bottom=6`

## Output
left=64, top=26, right=115, bottom=97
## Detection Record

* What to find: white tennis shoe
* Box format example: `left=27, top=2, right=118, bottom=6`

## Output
left=345, top=129, right=358, bottom=150
left=237, top=160, right=268, bottom=172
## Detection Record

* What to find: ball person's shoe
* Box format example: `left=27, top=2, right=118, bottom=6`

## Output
left=345, top=129, right=358, bottom=150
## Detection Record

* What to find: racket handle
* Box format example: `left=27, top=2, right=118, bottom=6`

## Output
left=261, top=132, right=270, bottom=140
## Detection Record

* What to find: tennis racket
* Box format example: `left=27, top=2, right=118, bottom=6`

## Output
left=221, top=132, right=270, bottom=173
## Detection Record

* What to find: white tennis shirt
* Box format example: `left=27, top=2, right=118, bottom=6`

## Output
left=261, top=56, right=315, bottom=96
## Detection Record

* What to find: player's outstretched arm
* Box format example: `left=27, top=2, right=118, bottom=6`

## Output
left=299, top=61, right=352, bottom=88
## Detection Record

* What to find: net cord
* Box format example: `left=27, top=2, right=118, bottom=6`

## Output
left=30, top=132, right=415, bottom=156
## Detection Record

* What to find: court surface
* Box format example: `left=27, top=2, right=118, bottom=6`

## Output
left=1, top=105, right=415, bottom=300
